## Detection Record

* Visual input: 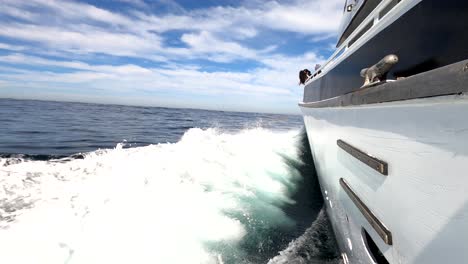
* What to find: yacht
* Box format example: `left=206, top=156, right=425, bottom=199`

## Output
left=299, top=0, right=468, bottom=263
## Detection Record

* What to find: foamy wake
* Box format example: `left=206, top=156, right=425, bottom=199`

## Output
left=0, top=127, right=303, bottom=264
left=268, top=209, right=341, bottom=264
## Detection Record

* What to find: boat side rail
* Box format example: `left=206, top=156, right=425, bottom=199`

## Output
left=309, top=0, right=422, bottom=82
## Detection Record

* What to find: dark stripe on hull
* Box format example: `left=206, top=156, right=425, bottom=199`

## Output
left=303, top=0, right=468, bottom=103
left=300, top=58, right=468, bottom=108
left=337, top=140, right=388, bottom=175
left=339, top=178, right=393, bottom=245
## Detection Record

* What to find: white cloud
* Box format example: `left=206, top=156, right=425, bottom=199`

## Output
left=0, top=4, right=38, bottom=21
left=112, top=0, right=149, bottom=8
left=0, top=53, right=153, bottom=75
left=2, top=0, right=133, bottom=26
left=256, top=0, right=342, bottom=34
left=0, top=0, right=340, bottom=60
left=0, top=43, right=26, bottom=51
left=0, top=24, right=162, bottom=57
left=180, top=31, right=258, bottom=61
left=0, top=0, right=339, bottom=113
left=131, top=0, right=342, bottom=37
left=0, top=53, right=301, bottom=100
left=310, top=33, right=337, bottom=42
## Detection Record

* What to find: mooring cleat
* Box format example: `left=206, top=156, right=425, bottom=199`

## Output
left=360, top=54, right=399, bottom=87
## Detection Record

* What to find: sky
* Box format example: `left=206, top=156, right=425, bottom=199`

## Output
left=0, top=0, right=343, bottom=114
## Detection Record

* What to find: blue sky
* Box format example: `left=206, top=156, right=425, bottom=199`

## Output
left=0, top=0, right=342, bottom=114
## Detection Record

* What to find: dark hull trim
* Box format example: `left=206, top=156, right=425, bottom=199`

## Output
left=339, top=178, right=393, bottom=245
left=303, top=0, right=468, bottom=104
left=300, top=59, right=468, bottom=108
left=337, top=140, right=388, bottom=175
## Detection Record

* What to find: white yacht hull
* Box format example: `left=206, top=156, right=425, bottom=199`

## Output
left=301, top=95, right=468, bottom=263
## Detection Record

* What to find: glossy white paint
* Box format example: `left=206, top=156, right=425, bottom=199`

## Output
left=301, top=94, right=468, bottom=264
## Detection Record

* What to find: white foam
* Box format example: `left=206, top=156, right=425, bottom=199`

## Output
left=0, top=127, right=302, bottom=264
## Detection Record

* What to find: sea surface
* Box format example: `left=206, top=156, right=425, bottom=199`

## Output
left=0, top=98, right=340, bottom=264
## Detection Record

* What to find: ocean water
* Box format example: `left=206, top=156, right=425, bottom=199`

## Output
left=0, top=98, right=340, bottom=264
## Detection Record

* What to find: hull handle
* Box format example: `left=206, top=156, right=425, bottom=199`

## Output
left=340, top=178, right=393, bottom=245
left=337, top=139, right=388, bottom=175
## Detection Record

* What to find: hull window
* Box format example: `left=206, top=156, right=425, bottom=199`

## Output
left=379, top=0, right=401, bottom=19
left=337, top=0, right=384, bottom=47
left=348, top=21, right=373, bottom=47
left=362, top=228, right=390, bottom=264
